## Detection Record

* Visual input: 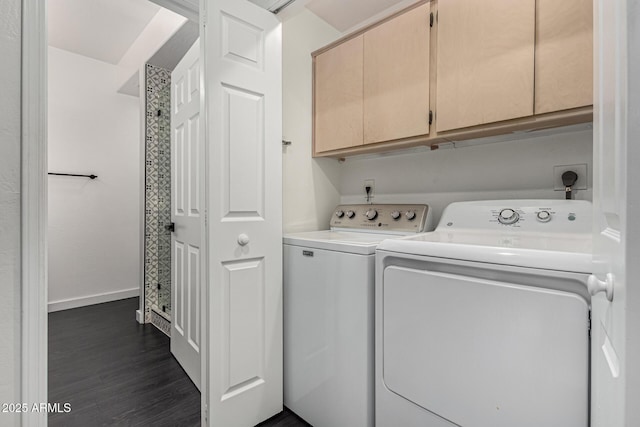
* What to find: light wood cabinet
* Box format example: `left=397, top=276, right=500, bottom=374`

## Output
left=436, top=0, right=536, bottom=132
left=363, top=3, right=431, bottom=144
left=312, top=0, right=593, bottom=158
left=313, top=35, right=364, bottom=154
left=535, top=0, right=593, bottom=114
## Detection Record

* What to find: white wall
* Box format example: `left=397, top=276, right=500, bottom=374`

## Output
left=48, top=46, right=141, bottom=310
left=0, top=0, right=22, bottom=424
left=282, top=9, right=343, bottom=233
left=339, top=129, right=594, bottom=225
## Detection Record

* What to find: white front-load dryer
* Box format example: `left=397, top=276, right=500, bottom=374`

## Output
left=375, top=200, right=592, bottom=427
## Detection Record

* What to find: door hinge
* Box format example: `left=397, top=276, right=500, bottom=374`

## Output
left=430, top=12, right=434, bottom=27
left=588, top=309, right=592, bottom=338
left=429, top=110, right=433, bottom=125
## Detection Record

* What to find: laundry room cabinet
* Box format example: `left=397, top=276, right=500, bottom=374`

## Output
left=313, top=3, right=430, bottom=154
left=312, top=0, right=593, bottom=158
left=314, top=35, right=364, bottom=152
left=435, top=0, right=536, bottom=132
left=363, top=3, right=431, bottom=145
left=534, top=0, right=593, bottom=114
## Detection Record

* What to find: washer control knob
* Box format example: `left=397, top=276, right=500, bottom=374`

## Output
left=536, top=210, right=552, bottom=223
left=345, top=210, right=356, bottom=219
left=405, top=211, right=417, bottom=221
left=390, top=210, right=401, bottom=220
left=365, top=209, right=378, bottom=221
left=498, top=208, right=519, bottom=225
left=335, top=210, right=345, bottom=218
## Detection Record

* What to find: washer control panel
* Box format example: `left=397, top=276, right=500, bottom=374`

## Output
left=437, top=200, right=592, bottom=234
left=330, top=204, right=432, bottom=233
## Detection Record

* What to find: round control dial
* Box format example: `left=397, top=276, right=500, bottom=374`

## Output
left=335, top=210, right=345, bottom=218
left=536, top=210, right=552, bottom=223
left=405, top=211, right=416, bottom=221
left=365, top=209, right=378, bottom=221
left=498, top=208, right=520, bottom=225
left=390, top=211, right=401, bottom=220
left=345, top=210, right=356, bottom=219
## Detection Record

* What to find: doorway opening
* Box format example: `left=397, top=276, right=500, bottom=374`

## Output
left=25, top=0, right=287, bottom=425
left=46, top=0, right=202, bottom=423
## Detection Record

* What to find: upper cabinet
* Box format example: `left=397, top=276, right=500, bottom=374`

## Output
left=314, top=35, right=364, bottom=153
left=535, top=0, right=593, bottom=114
left=436, top=0, right=535, bottom=132
left=364, top=3, right=431, bottom=144
left=312, top=0, right=593, bottom=158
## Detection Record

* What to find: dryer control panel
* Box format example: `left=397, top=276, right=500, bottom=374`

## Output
left=437, top=200, right=592, bottom=234
left=330, top=204, right=433, bottom=234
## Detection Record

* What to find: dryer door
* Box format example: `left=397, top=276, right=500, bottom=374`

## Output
left=382, top=265, right=589, bottom=427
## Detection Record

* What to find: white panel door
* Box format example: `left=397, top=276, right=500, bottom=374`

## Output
left=171, top=39, right=202, bottom=391
left=202, top=0, right=282, bottom=425
left=591, top=0, right=640, bottom=425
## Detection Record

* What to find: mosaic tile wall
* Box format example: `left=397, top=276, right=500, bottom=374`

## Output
left=151, top=310, right=171, bottom=337
left=144, top=64, right=172, bottom=325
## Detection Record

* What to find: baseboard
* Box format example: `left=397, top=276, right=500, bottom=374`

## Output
left=48, top=288, right=140, bottom=312
left=136, top=309, right=144, bottom=324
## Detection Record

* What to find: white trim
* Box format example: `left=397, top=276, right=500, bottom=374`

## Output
left=48, top=288, right=140, bottom=313
left=21, top=0, right=48, bottom=425
left=139, top=64, right=147, bottom=323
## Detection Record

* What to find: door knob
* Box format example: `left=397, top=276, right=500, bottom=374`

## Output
left=588, top=273, right=614, bottom=301
left=237, top=234, right=250, bottom=246
left=165, top=222, right=175, bottom=233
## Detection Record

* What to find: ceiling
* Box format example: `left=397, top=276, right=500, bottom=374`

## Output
left=48, top=0, right=161, bottom=65
left=48, top=0, right=414, bottom=66
left=305, top=0, right=410, bottom=32
left=248, top=0, right=296, bottom=13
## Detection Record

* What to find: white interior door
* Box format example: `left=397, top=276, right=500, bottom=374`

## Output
left=171, top=39, right=202, bottom=391
left=202, top=0, right=282, bottom=425
left=591, top=0, right=640, bottom=425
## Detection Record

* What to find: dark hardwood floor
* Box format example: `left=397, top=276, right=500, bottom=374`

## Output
left=49, top=297, right=310, bottom=427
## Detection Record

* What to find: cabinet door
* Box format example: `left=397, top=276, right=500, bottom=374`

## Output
left=436, top=0, right=535, bottom=132
left=535, top=0, right=593, bottom=114
left=314, top=35, right=364, bottom=153
left=364, top=3, right=431, bottom=144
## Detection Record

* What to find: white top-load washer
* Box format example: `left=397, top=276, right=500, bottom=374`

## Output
left=283, top=204, right=433, bottom=427
left=376, top=200, right=592, bottom=427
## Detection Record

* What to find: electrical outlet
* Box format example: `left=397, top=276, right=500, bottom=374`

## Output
left=364, top=179, right=375, bottom=201
left=553, top=164, right=588, bottom=191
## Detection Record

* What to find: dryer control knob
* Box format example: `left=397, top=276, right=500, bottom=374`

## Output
left=405, top=211, right=417, bottom=221
left=345, top=210, right=356, bottom=219
left=498, top=208, right=519, bottom=225
left=335, top=210, right=345, bottom=218
left=365, top=209, right=378, bottom=221
left=536, top=210, right=552, bottom=223
left=390, top=210, right=401, bottom=220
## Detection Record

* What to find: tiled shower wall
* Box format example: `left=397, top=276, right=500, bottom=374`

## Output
left=144, top=63, right=172, bottom=332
